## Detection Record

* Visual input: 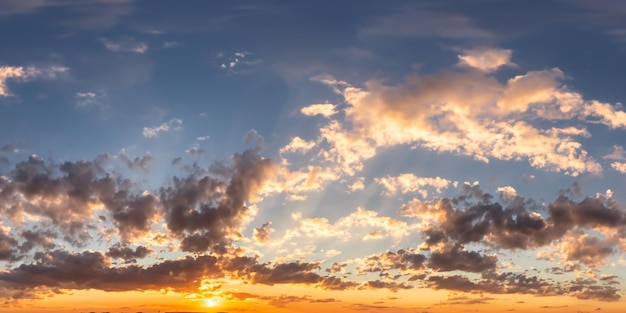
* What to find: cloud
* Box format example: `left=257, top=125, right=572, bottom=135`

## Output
left=300, top=103, right=338, bottom=117
left=101, top=37, right=148, bottom=54
left=1, top=150, right=625, bottom=303
left=161, top=149, right=278, bottom=252
left=397, top=182, right=626, bottom=269
left=0, top=250, right=223, bottom=294
left=296, top=49, right=626, bottom=177
left=279, top=136, right=316, bottom=154
left=253, top=221, right=274, bottom=244
left=375, top=173, right=456, bottom=197
left=604, top=145, right=626, bottom=161
left=428, top=243, right=498, bottom=272
left=360, top=7, right=494, bottom=39
left=361, top=280, right=413, bottom=292
left=348, top=177, right=365, bottom=192
left=1, top=142, right=24, bottom=154
left=142, top=118, right=183, bottom=138
left=457, top=47, right=516, bottom=72
left=74, top=91, right=97, bottom=106
left=0, top=147, right=278, bottom=253
left=559, top=231, right=616, bottom=266
left=0, top=227, right=19, bottom=261
left=224, top=291, right=339, bottom=308
left=359, top=249, right=426, bottom=276
left=74, top=91, right=110, bottom=110
left=218, top=51, right=262, bottom=74
left=0, top=0, right=134, bottom=29
left=117, top=149, right=153, bottom=170
left=161, top=41, right=179, bottom=49
left=584, top=101, right=626, bottom=129
left=106, top=244, right=152, bottom=263
left=610, top=162, right=626, bottom=173
left=0, top=65, right=68, bottom=96
left=251, top=261, right=322, bottom=285
left=426, top=271, right=620, bottom=301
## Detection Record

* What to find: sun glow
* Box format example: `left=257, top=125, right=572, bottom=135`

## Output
left=204, top=297, right=221, bottom=307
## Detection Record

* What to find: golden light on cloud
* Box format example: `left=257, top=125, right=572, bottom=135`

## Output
left=4, top=1, right=626, bottom=313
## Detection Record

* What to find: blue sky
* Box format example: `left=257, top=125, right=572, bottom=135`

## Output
left=2, top=1, right=626, bottom=312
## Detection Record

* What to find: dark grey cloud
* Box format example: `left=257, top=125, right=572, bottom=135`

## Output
left=0, top=250, right=222, bottom=298
left=318, top=276, right=360, bottom=290
left=104, top=191, right=159, bottom=240
left=18, top=229, right=56, bottom=254
left=0, top=148, right=277, bottom=252
left=359, top=249, right=426, bottom=276
left=1, top=143, right=23, bottom=154
left=428, top=243, right=497, bottom=273
left=427, top=271, right=620, bottom=302
left=253, top=221, right=273, bottom=243
left=361, top=280, right=412, bottom=292
left=0, top=228, right=19, bottom=261
left=404, top=183, right=626, bottom=266
left=251, top=261, right=321, bottom=285
left=2, top=155, right=161, bottom=244
left=117, top=150, right=153, bottom=170
left=160, top=149, right=277, bottom=252
left=105, top=244, right=152, bottom=263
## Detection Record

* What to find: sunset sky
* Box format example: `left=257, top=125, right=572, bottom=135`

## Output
left=2, top=1, right=626, bottom=312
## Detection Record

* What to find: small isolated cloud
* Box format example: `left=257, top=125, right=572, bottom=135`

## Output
left=457, top=47, right=516, bottom=72
left=186, top=145, right=205, bottom=157
left=75, top=91, right=96, bottom=105
left=280, top=136, right=316, bottom=154
left=1, top=142, right=24, bottom=154
left=253, top=222, right=274, bottom=244
left=75, top=90, right=107, bottom=110
left=605, top=146, right=626, bottom=173
left=161, top=41, right=179, bottom=49
left=0, top=65, right=68, bottom=96
left=196, top=135, right=210, bottom=141
left=101, top=37, right=148, bottom=54
left=142, top=118, right=183, bottom=138
left=300, top=103, right=338, bottom=117
left=610, top=162, right=626, bottom=173
left=244, top=129, right=264, bottom=147
left=218, top=51, right=262, bottom=74
left=604, top=145, right=626, bottom=161
left=349, top=177, right=365, bottom=192
left=497, top=185, right=518, bottom=199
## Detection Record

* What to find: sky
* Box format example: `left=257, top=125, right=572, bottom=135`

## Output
left=2, top=0, right=626, bottom=312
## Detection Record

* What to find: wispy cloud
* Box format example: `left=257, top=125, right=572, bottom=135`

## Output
left=300, top=103, right=338, bottom=118
left=101, top=37, right=148, bottom=54
left=360, top=7, right=495, bottom=39
left=0, top=64, right=68, bottom=96
left=142, top=118, right=183, bottom=138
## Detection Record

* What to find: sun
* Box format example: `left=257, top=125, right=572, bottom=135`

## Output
left=204, top=297, right=221, bottom=307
